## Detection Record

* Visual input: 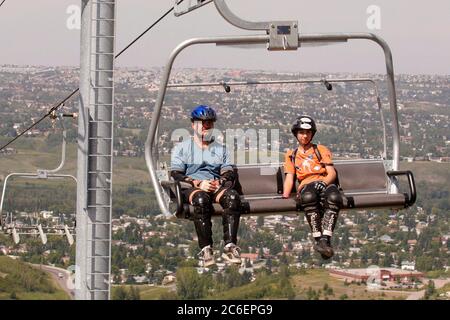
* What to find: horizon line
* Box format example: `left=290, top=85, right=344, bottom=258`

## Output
left=0, top=64, right=449, bottom=77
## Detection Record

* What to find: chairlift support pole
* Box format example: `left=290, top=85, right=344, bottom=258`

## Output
left=76, top=0, right=116, bottom=300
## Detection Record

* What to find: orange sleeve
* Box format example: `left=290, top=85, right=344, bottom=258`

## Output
left=318, top=145, right=333, bottom=165
left=284, top=150, right=296, bottom=174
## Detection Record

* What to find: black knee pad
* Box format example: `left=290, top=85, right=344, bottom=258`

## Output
left=191, top=191, right=213, bottom=218
left=300, top=190, right=319, bottom=205
left=219, top=189, right=241, bottom=212
left=324, top=185, right=343, bottom=210
left=297, top=183, right=320, bottom=212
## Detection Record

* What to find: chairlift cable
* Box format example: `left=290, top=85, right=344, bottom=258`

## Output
left=0, top=0, right=185, bottom=152
left=0, top=1, right=6, bottom=9
left=116, top=0, right=184, bottom=59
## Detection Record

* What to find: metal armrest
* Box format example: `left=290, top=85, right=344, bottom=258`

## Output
left=160, top=180, right=184, bottom=217
left=386, top=170, right=417, bottom=208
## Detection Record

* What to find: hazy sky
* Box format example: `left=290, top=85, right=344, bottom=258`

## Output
left=0, top=0, right=449, bottom=74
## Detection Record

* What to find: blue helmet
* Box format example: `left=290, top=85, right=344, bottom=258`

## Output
left=190, top=105, right=217, bottom=122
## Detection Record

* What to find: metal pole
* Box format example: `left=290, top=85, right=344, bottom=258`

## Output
left=75, top=0, right=91, bottom=301
left=76, top=0, right=116, bottom=300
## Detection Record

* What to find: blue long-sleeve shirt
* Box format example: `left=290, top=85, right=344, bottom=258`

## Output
left=170, top=138, right=234, bottom=180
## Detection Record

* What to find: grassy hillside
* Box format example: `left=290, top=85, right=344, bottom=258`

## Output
left=0, top=256, right=70, bottom=300
left=111, top=284, right=172, bottom=300
left=0, top=140, right=149, bottom=186
left=1, top=138, right=447, bottom=187
left=290, top=269, right=407, bottom=300
left=112, top=268, right=410, bottom=300
left=401, top=161, right=450, bottom=189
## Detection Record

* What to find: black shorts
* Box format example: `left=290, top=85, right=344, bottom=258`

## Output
left=182, top=186, right=230, bottom=204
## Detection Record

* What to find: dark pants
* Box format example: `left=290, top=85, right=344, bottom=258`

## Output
left=182, top=186, right=241, bottom=249
left=296, top=182, right=342, bottom=239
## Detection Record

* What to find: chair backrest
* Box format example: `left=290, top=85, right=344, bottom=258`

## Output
left=334, top=160, right=388, bottom=194
left=235, top=160, right=388, bottom=197
left=234, top=165, right=284, bottom=196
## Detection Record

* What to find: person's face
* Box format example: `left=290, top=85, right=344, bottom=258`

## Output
left=192, top=120, right=215, bottom=137
left=296, top=129, right=313, bottom=146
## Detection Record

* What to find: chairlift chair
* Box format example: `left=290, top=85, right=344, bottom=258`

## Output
left=145, top=0, right=416, bottom=218
left=0, top=113, right=77, bottom=244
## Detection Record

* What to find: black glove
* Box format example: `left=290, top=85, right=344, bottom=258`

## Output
left=170, top=170, right=194, bottom=186
left=314, top=181, right=327, bottom=193
left=219, top=170, right=236, bottom=188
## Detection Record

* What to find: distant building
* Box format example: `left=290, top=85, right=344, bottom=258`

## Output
left=133, top=275, right=148, bottom=284
left=379, top=235, right=394, bottom=243
left=0, top=147, right=17, bottom=155
left=40, top=210, right=54, bottom=219
left=241, top=253, right=258, bottom=262
left=401, top=261, right=415, bottom=271
left=329, top=268, right=424, bottom=283
left=0, top=246, right=9, bottom=255
left=162, top=274, right=176, bottom=285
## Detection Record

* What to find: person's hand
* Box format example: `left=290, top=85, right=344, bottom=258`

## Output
left=198, top=180, right=218, bottom=192
left=211, top=180, right=221, bottom=191
left=314, top=181, right=327, bottom=193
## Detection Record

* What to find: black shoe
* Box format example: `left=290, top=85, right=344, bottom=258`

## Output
left=314, top=238, right=334, bottom=260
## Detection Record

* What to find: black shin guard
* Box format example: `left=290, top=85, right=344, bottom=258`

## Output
left=298, top=183, right=322, bottom=239
left=191, top=192, right=214, bottom=249
left=322, top=185, right=343, bottom=237
left=219, top=189, right=241, bottom=245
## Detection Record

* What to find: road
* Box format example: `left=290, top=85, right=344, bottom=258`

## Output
left=405, top=278, right=450, bottom=300
left=33, top=264, right=75, bottom=299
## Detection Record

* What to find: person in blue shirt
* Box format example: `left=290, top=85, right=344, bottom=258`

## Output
left=170, top=105, right=242, bottom=267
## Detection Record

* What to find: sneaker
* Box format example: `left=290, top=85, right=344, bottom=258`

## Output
left=314, top=238, right=334, bottom=260
left=222, top=244, right=242, bottom=264
left=199, top=245, right=216, bottom=268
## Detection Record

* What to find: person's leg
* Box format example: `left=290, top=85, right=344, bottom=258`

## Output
left=184, top=188, right=215, bottom=267
left=321, top=184, right=343, bottom=250
left=215, top=188, right=241, bottom=246
left=297, top=183, right=322, bottom=242
left=298, top=182, right=335, bottom=259
left=215, top=187, right=242, bottom=264
left=183, top=188, right=214, bottom=250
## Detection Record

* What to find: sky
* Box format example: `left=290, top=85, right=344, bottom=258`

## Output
left=0, top=0, right=449, bottom=75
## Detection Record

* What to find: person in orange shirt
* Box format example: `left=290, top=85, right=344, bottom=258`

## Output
left=282, top=115, right=343, bottom=259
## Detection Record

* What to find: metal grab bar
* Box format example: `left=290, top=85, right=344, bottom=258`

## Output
left=386, top=170, right=417, bottom=208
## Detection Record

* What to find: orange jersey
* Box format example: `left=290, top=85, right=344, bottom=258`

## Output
left=284, top=144, right=333, bottom=190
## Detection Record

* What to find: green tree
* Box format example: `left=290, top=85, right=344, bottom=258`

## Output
left=423, top=280, right=436, bottom=300
left=112, top=286, right=128, bottom=300
left=224, top=265, right=243, bottom=289
left=416, top=255, right=434, bottom=272
left=129, top=286, right=141, bottom=300
left=257, top=216, right=264, bottom=228
left=176, top=267, right=206, bottom=300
